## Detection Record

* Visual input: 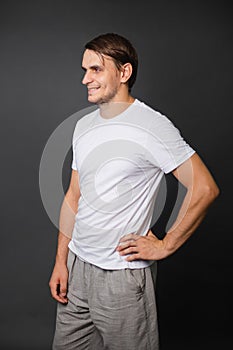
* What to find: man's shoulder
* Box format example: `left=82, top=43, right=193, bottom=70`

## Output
left=131, top=99, right=171, bottom=128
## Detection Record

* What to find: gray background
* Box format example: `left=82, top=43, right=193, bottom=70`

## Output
left=1, top=0, right=232, bottom=349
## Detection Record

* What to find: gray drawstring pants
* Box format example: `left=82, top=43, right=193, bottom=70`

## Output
left=52, top=249, right=159, bottom=350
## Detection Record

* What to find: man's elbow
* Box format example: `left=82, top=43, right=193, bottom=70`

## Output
left=202, top=181, right=220, bottom=205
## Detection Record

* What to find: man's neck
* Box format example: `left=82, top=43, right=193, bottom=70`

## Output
left=99, top=95, right=135, bottom=119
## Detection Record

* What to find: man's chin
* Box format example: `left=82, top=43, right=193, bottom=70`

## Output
left=87, top=95, right=100, bottom=104
left=87, top=92, right=116, bottom=105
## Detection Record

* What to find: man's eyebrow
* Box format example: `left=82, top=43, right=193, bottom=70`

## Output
left=81, top=65, right=103, bottom=71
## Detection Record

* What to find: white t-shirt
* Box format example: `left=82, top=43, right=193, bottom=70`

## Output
left=68, top=99, right=195, bottom=270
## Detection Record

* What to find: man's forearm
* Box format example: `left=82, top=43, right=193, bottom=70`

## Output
left=56, top=191, right=78, bottom=264
left=162, top=181, right=219, bottom=256
left=158, top=154, right=220, bottom=257
left=55, top=232, right=71, bottom=264
left=49, top=182, right=79, bottom=303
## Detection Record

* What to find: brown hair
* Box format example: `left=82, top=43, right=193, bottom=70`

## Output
left=85, top=33, right=138, bottom=92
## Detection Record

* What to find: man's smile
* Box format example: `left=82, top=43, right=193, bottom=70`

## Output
left=87, top=86, right=101, bottom=94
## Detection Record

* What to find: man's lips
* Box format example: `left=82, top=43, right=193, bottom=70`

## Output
left=88, top=87, right=100, bottom=92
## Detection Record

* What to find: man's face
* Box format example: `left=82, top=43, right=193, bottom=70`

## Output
left=82, top=49, right=122, bottom=104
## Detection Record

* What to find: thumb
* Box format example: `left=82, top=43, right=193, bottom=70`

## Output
left=146, top=230, right=154, bottom=237
left=59, top=278, right=68, bottom=296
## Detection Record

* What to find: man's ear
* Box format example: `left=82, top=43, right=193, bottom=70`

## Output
left=120, top=63, right=133, bottom=84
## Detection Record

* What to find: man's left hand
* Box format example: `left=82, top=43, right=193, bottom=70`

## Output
left=116, top=230, right=168, bottom=261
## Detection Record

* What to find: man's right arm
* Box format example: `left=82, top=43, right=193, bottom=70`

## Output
left=49, top=169, right=81, bottom=303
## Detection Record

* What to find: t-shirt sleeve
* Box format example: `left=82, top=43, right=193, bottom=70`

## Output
left=146, top=113, right=195, bottom=174
left=71, top=143, right=77, bottom=170
left=71, top=121, right=80, bottom=171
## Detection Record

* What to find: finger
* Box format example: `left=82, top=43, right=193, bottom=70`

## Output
left=119, top=233, right=139, bottom=242
left=59, top=279, right=68, bottom=298
left=146, top=230, right=154, bottom=237
left=50, top=284, right=68, bottom=303
left=119, top=246, right=138, bottom=255
left=50, top=281, right=59, bottom=297
left=58, top=295, right=68, bottom=303
left=56, top=293, right=68, bottom=303
left=125, top=253, right=141, bottom=262
left=116, top=241, right=137, bottom=251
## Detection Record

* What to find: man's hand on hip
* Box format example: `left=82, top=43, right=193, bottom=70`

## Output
left=116, top=230, right=168, bottom=261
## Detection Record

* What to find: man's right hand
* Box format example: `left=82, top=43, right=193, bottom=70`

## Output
left=49, top=262, right=69, bottom=304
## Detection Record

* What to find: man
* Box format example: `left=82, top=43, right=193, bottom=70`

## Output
left=49, top=33, right=219, bottom=349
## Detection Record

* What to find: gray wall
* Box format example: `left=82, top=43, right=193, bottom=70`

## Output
left=0, top=1, right=232, bottom=349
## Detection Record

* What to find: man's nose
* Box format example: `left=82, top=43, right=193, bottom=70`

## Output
left=82, top=71, right=92, bottom=85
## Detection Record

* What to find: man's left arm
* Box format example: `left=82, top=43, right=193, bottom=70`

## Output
left=116, top=153, right=220, bottom=261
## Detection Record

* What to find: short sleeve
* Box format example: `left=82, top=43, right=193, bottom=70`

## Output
left=146, top=113, right=195, bottom=174
left=71, top=143, right=77, bottom=170
left=71, top=121, right=80, bottom=171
